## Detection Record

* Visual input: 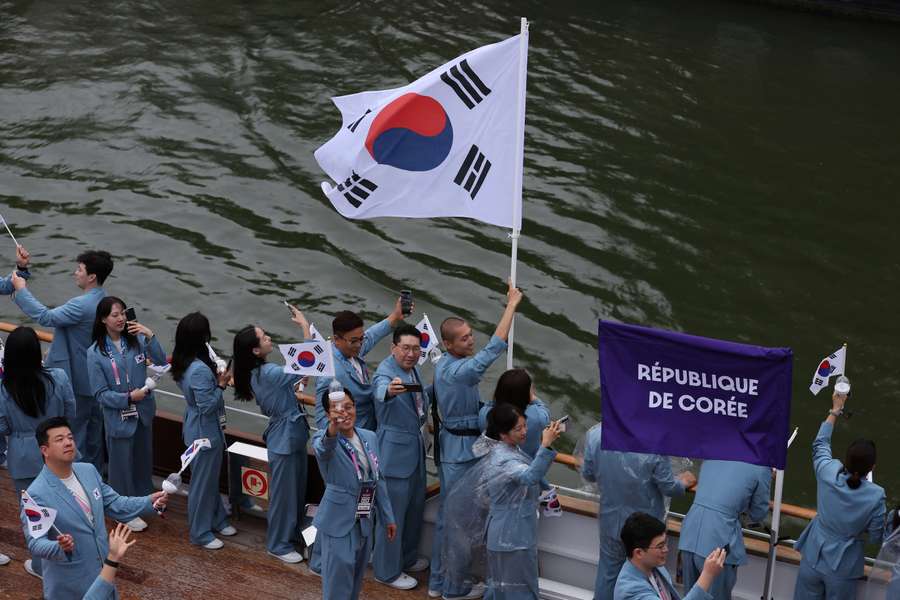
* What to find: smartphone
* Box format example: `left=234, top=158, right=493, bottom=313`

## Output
left=283, top=300, right=294, bottom=316
left=402, top=383, right=423, bottom=393
left=557, top=414, right=569, bottom=433
left=722, top=544, right=731, bottom=555
left=125, top=307, right=137, bottom=322
left=400, top=290, right=413, bottom=316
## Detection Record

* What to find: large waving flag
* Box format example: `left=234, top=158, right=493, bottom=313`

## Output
left=21, top=491, right=58, bottom=539
left=809, top=345, right=846, bottom=395
left=314, top=30, right=527, bottom=229
left=280, top=340, right=336, bottom=377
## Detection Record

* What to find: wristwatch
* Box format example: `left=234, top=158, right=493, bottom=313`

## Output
left=104, top=558, right=120, bottom=568
left=828, top=408, right=844, bottom=417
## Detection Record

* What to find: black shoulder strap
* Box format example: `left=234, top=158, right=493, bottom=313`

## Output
left=431, top=379, right=441, bottom=466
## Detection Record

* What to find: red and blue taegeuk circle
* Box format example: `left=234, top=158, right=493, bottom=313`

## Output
left=25, top=508, right=42, bottom=522
left=817, top=360, right=834, bottom=378
left=297, top=351, right=316, bottom=368
left=365, top=93, right=453, bottom=171
left=420, top=331, right=431, bottom=349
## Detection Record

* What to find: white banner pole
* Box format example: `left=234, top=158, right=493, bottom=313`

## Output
left=761, top=468, right=785, bottom=599
left=506, top=16, right=528, bottom=370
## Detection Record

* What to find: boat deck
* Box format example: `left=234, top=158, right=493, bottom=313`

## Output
left=0, top=471, right=424, bottom=600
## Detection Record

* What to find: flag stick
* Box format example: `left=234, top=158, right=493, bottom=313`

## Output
left=761, top=468, right=785, bottom=599
left=506, top=16, right=529, bottom=370
left=1, top=218, right=20, bottom=247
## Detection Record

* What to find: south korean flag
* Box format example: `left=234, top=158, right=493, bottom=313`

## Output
left=415, top=314, right=442, bottom=366
left=21, top=491, right=57, bottom=539
left=280, top=341, right=335, bottom=377
left=314, top=27, right=527, bottom=229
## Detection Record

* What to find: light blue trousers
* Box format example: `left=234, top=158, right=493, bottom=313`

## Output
left=106, top=419, right=153, bottom=497
left=75, top=394, right=105, bottom=472
left=486, top=547, right=539, bottom=599
left=374, top=458, right=426, bottom=582
left=593, top=535, right=626, bottom=600
left=321, top=521, right=370, bottom=600
left=266, top=449, right=307, bottom=555
left=429, top=458, right=477, bottom=597
left=793, top=558, right=860, bottom=600
left=14, top=477, right=40, bottom=576
left=681, top=550, right=737, bottom=600
left=187, top=445, right=230, bottom=545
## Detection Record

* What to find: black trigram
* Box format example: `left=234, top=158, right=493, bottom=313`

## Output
left=454, top=145, right=491, bottom=200
left=440, top=59, right=491, bottom=109
left=813, top=377, right=824, bottom=386
left=316, top=363, right=326, bottom=373
left=313, top=344, right=324, bottom=354
left=347, top=109, right=371, bottom=133
left=336, top=172, right=377, bottom=208
left=287, top=347, right=298, bottom=357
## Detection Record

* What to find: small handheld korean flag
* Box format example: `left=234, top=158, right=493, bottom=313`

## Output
left=809, top=346, right=847, bottom=395
left=309, top=323, right=324, bottom=341
left=180, top=438, right=212, bottom=473
left=415, top=314, right=441, bottom=366
left=314, top=29, right=527, bottom=229
left=280, top=340, right=336, bottom=377
left=21, top=491, right=58, bottom=539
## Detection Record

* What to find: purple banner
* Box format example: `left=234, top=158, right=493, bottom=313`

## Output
left=599, top=320, right=793, bottom=469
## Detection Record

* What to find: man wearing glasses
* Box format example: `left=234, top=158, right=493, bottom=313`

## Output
left=614, top=512, right=725, bottom=600
left=371, top=324, right=431, bottom=591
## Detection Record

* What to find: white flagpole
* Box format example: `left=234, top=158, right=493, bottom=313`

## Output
left=761, top=468, right=785, bottom=599
left=506, top=16, right=529, bottom=370
left=0, top=216, right=20, bottom=247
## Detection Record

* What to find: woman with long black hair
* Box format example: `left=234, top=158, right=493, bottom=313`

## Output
left=171, top=312, right=234, bottom=549
left=231, top=304, right=311, bottom=563
left=0, top=326, right=76, bottom=577
left=86, top=296, right=167, bottom=532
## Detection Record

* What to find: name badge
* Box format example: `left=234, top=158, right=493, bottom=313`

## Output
left=120, top=405, right=139, bottom=420
left=219, top=412, right=227, bottom=429
left=356, top=483, right=375, bottom=519
left=134, top=353, right=146, bottom=364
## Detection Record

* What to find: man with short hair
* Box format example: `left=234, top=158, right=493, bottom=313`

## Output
left=20, top=417, right=167, bottom=599
left=428, top=279, right=522, bottom=600
left=615, top=512, right=724, bottom=600
left=580, top=425, right=697, bottom=600
left=11, top=250, right=112, bottom=471
left=372, top=324, right=430, bottom=591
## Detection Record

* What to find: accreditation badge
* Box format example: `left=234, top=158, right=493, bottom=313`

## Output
left=218, top=412, right=227, bottom=429
left=120, top=405, right=139, bottom=420
left=356, top=483, right=375, bottom=519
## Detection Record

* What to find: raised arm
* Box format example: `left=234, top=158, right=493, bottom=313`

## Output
left=188, top=365, right=224, bottom=416
left=13, top=288, right=86, bottom=328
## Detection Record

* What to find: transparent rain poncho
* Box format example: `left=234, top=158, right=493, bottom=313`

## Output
left=442, top=434, right=550, bottom=592
left=864, top=520, right=900, bottom=600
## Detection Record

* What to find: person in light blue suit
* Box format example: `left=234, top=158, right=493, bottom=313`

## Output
left=614, top=512, right=724, bottom=600
left=232, top=304, right=312, bottom=564
left=87, top=297, right=167, bottom=531
left=372, top=324, right=431, bottom=590
left=793, top=391, right=885, bottom=600
left=478, top=368, right=550, bottom=459
left=482, top=404, right=560, bottom=599
left=171, top=312, right=235, bottom=549
left=0, top=244, right=31, bottom=473
left=11, top=249, right=112, bottom=471
left=0, top=326, right=76, bottom=577
left=430, top=281, right=522, bottom=599
left=580, top=423, right=696, bottom=600
left=81, top=523, right=137, bottom=600
left=678, top=460, right=771, bottom=599
left=22, top=416, right=167, bottom=600
left=314, top=386, right=397, bottom=600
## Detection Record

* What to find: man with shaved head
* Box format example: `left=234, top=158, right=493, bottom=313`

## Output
left=428, top=280, right=522, bottom=600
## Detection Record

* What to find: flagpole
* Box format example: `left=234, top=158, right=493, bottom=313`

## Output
left=507, top=16, right=529, bottom=370
left=761, top=468, right=785, bottom=599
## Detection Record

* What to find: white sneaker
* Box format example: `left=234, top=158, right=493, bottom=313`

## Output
left=407, top=557, right=430, bottom=572
left=377, top=573, right=417, bottom=590
left=124, top=517, right=148, bottom=532
left=268, top=550, right=303, bottom=564
left=245, top=502, right=266, bottom=516
left=0, top=553, right=10, bottom=566
left=308, top=567, right=321, bottom=578
left=444, top=582, right=485, bottom=599
left=218, top=525, right=237, bottom=537
left=203, top=538, right=224, bottom=550
left=24, top=559, right=42, bottom=578
left=428, top=590, right=443, bottom=598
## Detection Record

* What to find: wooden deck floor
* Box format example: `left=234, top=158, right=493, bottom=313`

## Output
left=0, top=470, right=425, bottom=600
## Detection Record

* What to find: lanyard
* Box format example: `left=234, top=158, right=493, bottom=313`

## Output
left=107, top=340, right=131, bottom=389
left=408, top=369, right=424, bottom=418
left=337, top=432, right=379, bottom=482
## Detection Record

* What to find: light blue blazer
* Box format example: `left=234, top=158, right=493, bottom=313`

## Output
left=0, top=368, right=76, bottom=481
left=485, top=445, right=556, bottom=552
left=312, top=428, right=395, bottom=539
left=14, top=287, right=106, bottom=396
left=581, top=426, right=685, bottom=541
left=251, top=362, right=309, bottom=455
left=478, top=398, right=550, bottom=458
left=614, top=560, right=713, bottom=600
left=22, top=462, right=152, bottom=600
left=82, top=577, right=115, bottom=600
left=434, top=335, right=507, bottom=464
left=0, top=266, right=30, bottom=294
left=372, top=355, right=428, bottom=478
left=795, top=421, right=886, bottom=578
left=87, top=335, right=167, bottom=439
left=178, top=359, right=225, bottom=448
left=678, top=459, right=771, bottom=566
left=314, top=319, right=392, bottom=431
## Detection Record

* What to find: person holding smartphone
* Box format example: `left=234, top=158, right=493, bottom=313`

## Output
left=171, top=312, right=235, bottom=549
left=231, top=305, right=311, bottom=564
left=87, top=297, right=167, bottom=532
left=370, top=324, right=431, bottom=590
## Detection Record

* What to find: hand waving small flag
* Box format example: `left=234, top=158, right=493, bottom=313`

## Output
left=809, top=345, right=847, bottom=395
left=180, top=438, right=212, bottom=473
left=280, top=341, right=336, bottom=377
left=21, top=491, right=58, bottom=539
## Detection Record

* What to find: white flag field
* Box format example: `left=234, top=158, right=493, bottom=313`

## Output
left=280, top=340, right=336, bottom=377
left=180, top=438, right=212, bottom=472
left=21, top=491, right=57, bottom=539
left=314, top=31, right=527, bottom=229
left=415, top=314, right=441, bottom=366
left=809, top=345, right=847, bottom=395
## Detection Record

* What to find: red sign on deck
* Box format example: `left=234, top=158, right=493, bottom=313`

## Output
left=241, top=467, right=269, bottom=499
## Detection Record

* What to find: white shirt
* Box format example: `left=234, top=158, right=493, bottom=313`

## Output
left=61, top=473, right=93, bottom=522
